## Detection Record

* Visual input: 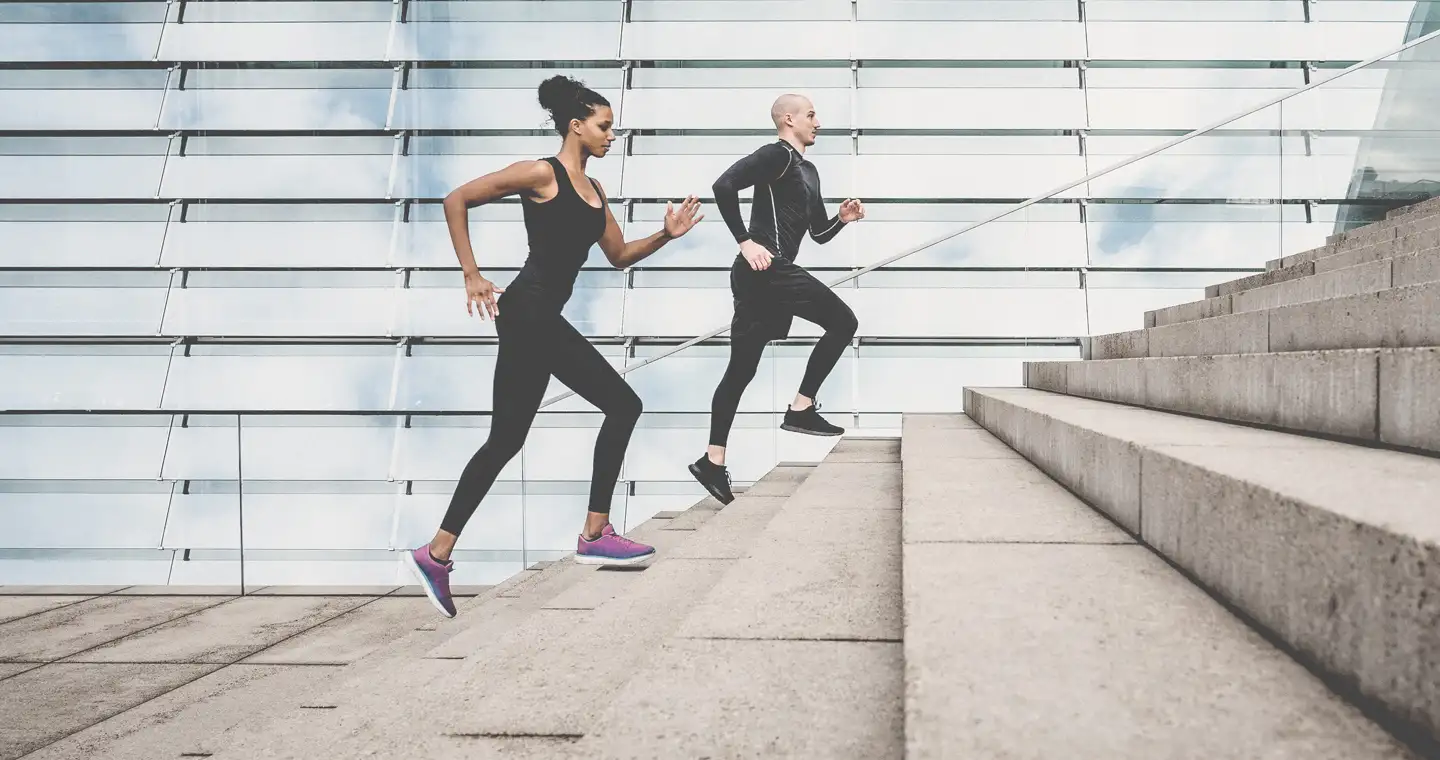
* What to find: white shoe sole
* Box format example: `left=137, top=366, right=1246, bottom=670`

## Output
left=574, top=551, right=656, bottom=567
left=403, top=551, right=456, bottom=619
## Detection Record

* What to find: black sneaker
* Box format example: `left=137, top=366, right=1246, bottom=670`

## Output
left=688, top=455, right=735, bottom=505
left=781, top=402, right=844, bottom=437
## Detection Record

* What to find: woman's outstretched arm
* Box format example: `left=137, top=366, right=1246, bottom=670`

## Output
left=593, top=181, right=705, bottom=269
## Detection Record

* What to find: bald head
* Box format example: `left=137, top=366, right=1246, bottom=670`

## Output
left=771, top=93, right=813, bottom=129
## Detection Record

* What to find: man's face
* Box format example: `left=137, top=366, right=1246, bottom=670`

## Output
left=789, top=100, right=819, bottom=145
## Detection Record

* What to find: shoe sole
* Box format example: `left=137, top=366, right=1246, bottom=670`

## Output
left=688, top=462, right=736, bottom=505
left=780, top=423, right=844, bottom=437
left=402, top=551, right=457, bottom=619
left=574, top=551, right=656, bottom=567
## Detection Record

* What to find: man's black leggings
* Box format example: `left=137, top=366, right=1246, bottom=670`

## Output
left=708, top=267, right=858, bottom=448
left=439, top=303, right=642, bottom=536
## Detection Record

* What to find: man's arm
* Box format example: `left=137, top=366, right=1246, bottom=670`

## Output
left=807, top=188, right=846, bottom=245
left=711, top=142, right=792, bottom=243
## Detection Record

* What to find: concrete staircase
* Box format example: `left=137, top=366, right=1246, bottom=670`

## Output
left=971, top=195, right=1440, bottom=755
left=6, top=424, right=1432, bottom=757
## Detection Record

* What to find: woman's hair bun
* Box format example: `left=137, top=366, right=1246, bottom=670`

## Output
left=537, top=74, right=583, bottom=114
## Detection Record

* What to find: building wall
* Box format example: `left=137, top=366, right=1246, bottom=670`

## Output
left=1, top=0, right=1435, bottom=585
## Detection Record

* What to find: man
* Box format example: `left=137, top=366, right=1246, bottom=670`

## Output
left=688, top=93, right=865, bottom=505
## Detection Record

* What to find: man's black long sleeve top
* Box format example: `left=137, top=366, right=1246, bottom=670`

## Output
left=711, top=140, right=846, bottom=262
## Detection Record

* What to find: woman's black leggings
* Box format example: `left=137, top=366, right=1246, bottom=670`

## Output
left=439, top=306, right=642, bottom=536
left=707, top=284, right=858, bottom=448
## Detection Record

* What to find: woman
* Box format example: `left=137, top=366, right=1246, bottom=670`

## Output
left=405, top=75, right=704, bottom=619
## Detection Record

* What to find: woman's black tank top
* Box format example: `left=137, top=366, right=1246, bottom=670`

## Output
left=504, top=156, right=607, bottom=312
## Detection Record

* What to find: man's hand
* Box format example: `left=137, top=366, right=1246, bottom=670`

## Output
left=464, top=270, right=504, bottom=320
left=839, top=199, right=866, bottom=223
left=740, top=240, right=773, bottom=271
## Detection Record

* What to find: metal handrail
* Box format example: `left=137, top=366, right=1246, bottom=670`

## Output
left=537, top=26, right=1440, bottom=410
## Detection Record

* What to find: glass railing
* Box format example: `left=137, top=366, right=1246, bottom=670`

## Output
left=3, top=22, right=1439, bottom=591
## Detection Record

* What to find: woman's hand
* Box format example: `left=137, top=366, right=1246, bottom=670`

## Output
left=465, top=270, right=503, bottom=320
left=663, top=195, right=705, bottom=239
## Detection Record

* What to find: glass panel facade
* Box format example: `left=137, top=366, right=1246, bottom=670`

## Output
left=4, top=0, right=1438, bottom=586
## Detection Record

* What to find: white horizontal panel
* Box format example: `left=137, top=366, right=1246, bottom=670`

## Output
left=1278, top=88, right=1389, bottom=131
left=161, top=493, right=239, bottom=549
left=852, top=288, right=1088, bottom=337
left=856, top=21, right=1087, bottom=60
left=632, top=0, right=851, bottom=21
left=1086, top=21, right=1409, bottom=61
left=625, top=427, right=779, bottom=482
left=1, top=222, right=165, bottom=267
left=393, top=427, right=524, bottom=482
left=622, top=155, right=854, bottom=199
left=397, top=287, right=624, bottom=337
left=162, top=288, right=395, bottom=337
left=623, top=217, right=781, bottom=268
left=852, top=220, right=1088, bottom=268
left=0, top=557, right=173, bottom=586
left=396, top=22, right=621, bottom=61
left=160, top=156, right=392, bottom=199
left=162, top=356, right=395, bottom=411
left=622, top=21, right=852, bottom=59
left=396, top=355, right=618, bottom=414
left=0, top=90, right=164, bottom=130
left=161, top=221, right=393, bottom=268
left=240, top=427, right=395, bottom=480
left=0, top=494, right=170, bottom=549
left=0, top=23, right=165, bottom=62
left=162, top=426, right=238, bottom=480
left=159, top=89, right=391, bottom=131
left=623, top=352, right=780, bottom=413
left=1281, top=155, right=1372, bottom=200
left=856, top=89, right=1087, bottom=130
left=158, top=22, right=392, bottom=61
left=395, top=155, right=623, bottom=202
left=395, top=494, right=525, bottom=551
left=620, top=88, right=852, bottom=130
left=1086, top=90, right=1286, bottom=130
left=0, top=426, right=170, bottom=479
left=1088, top=220, right=1308, bottom=269
left=1085, top=0, right=1305, bottom=21
left=394, top=87, right=625, bottom=130
left=855, top=155, right=1088, bottom=199
left=1087, top=156, right=1282, bottom=199
left=1087, top=288, right=1205, bottom=335
left=857, top=356, right=1037, bottom=411
left=517, top=428, right=602, bottom=481
left=0, top=287, right=168, bottom=336
left=858, top=0, right=1079, bottom=21
left=0, top=355, right=169, bottom=410
left=0, top=156, right=164, bottom=199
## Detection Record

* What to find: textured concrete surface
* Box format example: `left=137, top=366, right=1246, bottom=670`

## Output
left=1026, top=359, right=1069, bottom=393
left=1091, top=328, right=1148, bottom=360
left=1393, top=248, right=1440, bottom=288
left=1208, top=260, right=1314, bottom=298
left=440, top=559, right=733, bottom=738
left=1147, top=293, right=1232, bottom=328
left=69, top=596, right=367, bottom=664
left=902, top=456, right=1129, bottom=545
left=242, top=597, right=436, bottom=665
left=1030, top=351, right=1383, bottom=442
left=1149, top=310, right=1269, bottom=357
left=900, top=413, right=980, bottom=429
left=0, top=595, right=224, bottom=663
left=1381, top=348, right=1440, bottom=452
left=1235, top=258, right=1393, bottom=313
left=740, top=464, right=814, bottom=497
left=665, top=496, right=788, bottom=560
left=900, top=427, right=1022, bottom=460
left=578, top=638, right=903, bottom=760
left=0, top=596, right=94, bottom=626
left=1142, top=443, right=1440, bottom=742
left=965, top=387, right=1440, bottom=744
left=904, top=543, right=1415, bottom=760
left=0, top=663, right=219, bottom=760
left=825, top=436, right=901, bottom=462
left=783, top=460, right=902, bottom=509
left=0, top=586, right=126, bottom=595
left=1269, top=280, right=1440, bottom=353
left=0, top=664, right=34, bottom=681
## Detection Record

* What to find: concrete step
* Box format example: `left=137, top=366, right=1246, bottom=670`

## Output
left=898, top=414, right=1418, bottom=760
left=1206, top=260, right=1314, bottom=299
left=1091, top=280, right=1440, bottom=360
left=201, top=462, right=819, bottom=760
left=572, top=437, right=903, bottom=759
left=1026, top=348, right=1440, bottom=454
left=964, top=387, right=1440, bottom=750
left=9, top=549, right=595, bottom=760
left=1268, top=213, right=1440, bottom=273
left=1153, top=249, right=1440, bottom=329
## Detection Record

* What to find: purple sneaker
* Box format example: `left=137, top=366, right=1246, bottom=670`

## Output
left=404, top=546, right=457, bottom=618
left=576, top=524, right=655, bottom=567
